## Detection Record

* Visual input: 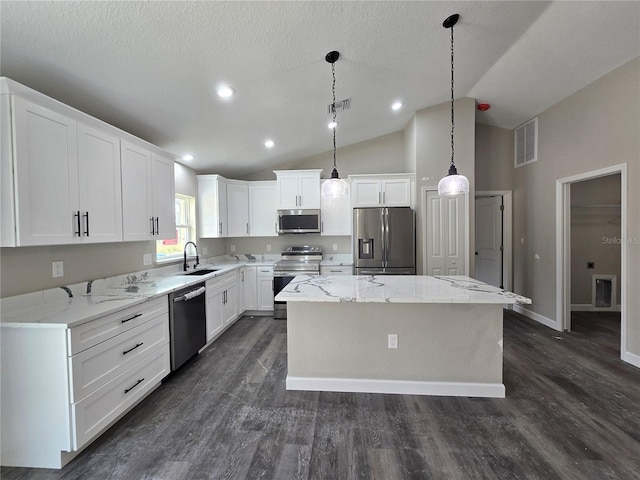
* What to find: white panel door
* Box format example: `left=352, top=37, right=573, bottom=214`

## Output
left=426, top=191, right=466, bottom=276
left=77, top=123, right=122, bottom=243
left=12, top=97, right=79, bottom=245
left=475, top=196, right=503, bottom=287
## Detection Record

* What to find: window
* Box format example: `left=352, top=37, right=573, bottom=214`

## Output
left=156, top=194, right=196, bottom=262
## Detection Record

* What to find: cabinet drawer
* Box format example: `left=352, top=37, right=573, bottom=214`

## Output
left=72, top=344, right=170, bottom=450
left=321, top=265, right=352, bottom=275
left=69, top=314, right=169, bottom=403
left=205, top=271, right=236, bottom=290
left=69, top=297, right=167, bottom=355
left=257, top=266, right=273, bottom=277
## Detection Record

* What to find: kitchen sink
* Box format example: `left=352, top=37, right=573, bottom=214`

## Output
left=182, top=268, right=219, bottom=276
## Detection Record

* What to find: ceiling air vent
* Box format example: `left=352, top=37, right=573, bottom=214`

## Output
left=514, top=117, right=538, bottom=167
left=327, top=97, right=351, bottom=114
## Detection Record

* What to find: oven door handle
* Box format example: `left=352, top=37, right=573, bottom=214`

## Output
left=274, top=271, right=319, bottom=277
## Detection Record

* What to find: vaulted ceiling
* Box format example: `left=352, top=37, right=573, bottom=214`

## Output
left=1, top=1, right=638, bottom=177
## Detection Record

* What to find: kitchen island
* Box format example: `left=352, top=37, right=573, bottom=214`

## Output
left=276, top=275, right=531, bottom=398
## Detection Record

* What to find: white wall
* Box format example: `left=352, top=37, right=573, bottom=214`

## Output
left=511, top=58, right=639, bottom=359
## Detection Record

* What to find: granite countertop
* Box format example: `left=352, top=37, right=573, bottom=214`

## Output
left=0, top=257, right=277, bottom=329
left=320, top=254, right=353, bottom=267
left=275, top=275, right=532, bottom=305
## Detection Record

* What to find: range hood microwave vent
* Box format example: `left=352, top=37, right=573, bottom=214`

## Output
left=277, top=209, right=321, bottom=234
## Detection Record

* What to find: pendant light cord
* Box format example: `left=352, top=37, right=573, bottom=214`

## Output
left=332, top=61, right=337, bottom=170
left=450, top=22, right=455, bottom=170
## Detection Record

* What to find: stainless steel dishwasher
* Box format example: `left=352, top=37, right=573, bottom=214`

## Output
left=169, top=282, right=206, bottom=371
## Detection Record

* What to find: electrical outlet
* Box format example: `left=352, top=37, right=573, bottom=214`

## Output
left=52, top=261, right=64, bottom=278
left=266, top=244, right=272, bottom=252
left=230, top=244, right=236, bottom=252
left=143, top=254, right=152, bottom=266
left=202, top=247, right=208, bottom=255
left=388, top=334, right=398, bottom=349
left=332, top=243, right=338, bottom=251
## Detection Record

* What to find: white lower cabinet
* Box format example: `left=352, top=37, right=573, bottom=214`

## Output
left=257, top=266, right=274, bottom=311
left=243, top=266, right=258, bottom=310
left=205, top=271, right=238, bottom=343
left=0, top=297, right=170, bottom=469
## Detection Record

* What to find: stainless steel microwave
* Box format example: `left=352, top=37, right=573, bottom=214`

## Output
left=277, top=209, right=321, bottom=234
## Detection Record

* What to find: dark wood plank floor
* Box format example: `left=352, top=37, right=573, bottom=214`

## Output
left=3, top=310, right=639, bottom=480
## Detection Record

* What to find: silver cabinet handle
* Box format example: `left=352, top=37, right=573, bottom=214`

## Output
left=219, top=222, right=222, bottom=235
left=155, top=217, right=159, bottom=235
left=246, top=223, right=249, bottom=234
left=150, top=217, right=155, bottom=235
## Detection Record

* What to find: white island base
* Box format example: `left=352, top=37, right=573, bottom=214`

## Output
left=286, top=302, right=505, bottom=398
left=279, top=275, right=532, bottom=399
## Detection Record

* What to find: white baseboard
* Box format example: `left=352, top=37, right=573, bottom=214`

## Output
left=513, top=304, right=561, bottom=331
left=623, top=351, right=640, bottom=368
left=286, top=376, right=505, bottom=398
left=571, top=304, right=621, bottom=312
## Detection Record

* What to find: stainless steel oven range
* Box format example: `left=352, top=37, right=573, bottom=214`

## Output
left=273, top=245, right=322, bottom=319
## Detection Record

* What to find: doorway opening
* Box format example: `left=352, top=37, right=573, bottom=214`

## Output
left=556, top=165, right=627, bottom=361
left=474, top=191, right=513, bottom=292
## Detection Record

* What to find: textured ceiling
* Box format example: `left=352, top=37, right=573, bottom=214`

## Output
left=1, top=1, right=638, bottom=177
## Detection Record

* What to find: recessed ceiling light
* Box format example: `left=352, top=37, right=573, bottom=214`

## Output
left=392, top=101, right=403, bottom=111
left=264, top=140, right=274, bottom=148
left=182, top=154, right=194, bottom=161
left=217, top=85, right=235, bottom=98
left=328, top=121, right=338, bottom=129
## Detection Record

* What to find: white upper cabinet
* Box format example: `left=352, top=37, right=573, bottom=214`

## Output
left=249, top=182, right=277, bottom=237
left=350, top=174, right=413, bottom=208
left=3, top=97, right=123, bottom=246
left=226, top=180, right=249, bottom=237
left=150, top=153, right=176, bottom=239
left=274, top=169, right=322, bottom=209
left=320, top=180, right=351, bottom=236
left=121, top=142, right=175, bottom=241
left=9, top=97, right=78, bottom=246
left=121, top=141, right=153, bottom=241
left=77, top=123, right=123, bottom=243
left=197, top=175, right=227, bottom=238
left=1, top=79, right=176, bottom=247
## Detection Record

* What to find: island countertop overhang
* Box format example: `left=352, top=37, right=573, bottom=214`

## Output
left=275, top=275, right=531, bottom=305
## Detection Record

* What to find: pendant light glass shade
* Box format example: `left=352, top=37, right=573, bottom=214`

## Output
left=322, top=50, right=348, bottom=199
left=438, top=14, right=469, bottom=196
left=322, top=168, right=349, bottom=198
left=438, top=166, right=470, bottom=196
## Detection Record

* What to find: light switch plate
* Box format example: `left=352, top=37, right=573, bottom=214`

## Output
left=52, top=261, right=64, bottom=278
left=266, top=244, right=272, bottom=252
left=230, top=244, right=236, bottom=252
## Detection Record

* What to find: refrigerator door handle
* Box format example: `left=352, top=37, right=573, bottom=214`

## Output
left=383, top=207, right=389, bottom=267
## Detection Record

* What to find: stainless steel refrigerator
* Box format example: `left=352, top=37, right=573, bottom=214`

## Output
left=353, top=207, right=416, bottom=275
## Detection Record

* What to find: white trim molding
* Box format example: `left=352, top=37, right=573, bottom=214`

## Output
left=513, top=304, right=561, bottom=331
left=286, top=376, right=505, bottom=398
left=624, top=351, right=640, bottom=369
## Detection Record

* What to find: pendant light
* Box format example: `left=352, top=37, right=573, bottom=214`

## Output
left=321, top=50, right=349, bottom=198
left=437, top=14, right=469, bottom=196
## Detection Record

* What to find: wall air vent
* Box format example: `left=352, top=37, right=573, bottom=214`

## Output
left=514, top=117, right=538, bottom=167
left=327, top=97, right=351, bottom=114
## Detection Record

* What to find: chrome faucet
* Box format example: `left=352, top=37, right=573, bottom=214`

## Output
left=183, top=241, right=200, bottom=271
